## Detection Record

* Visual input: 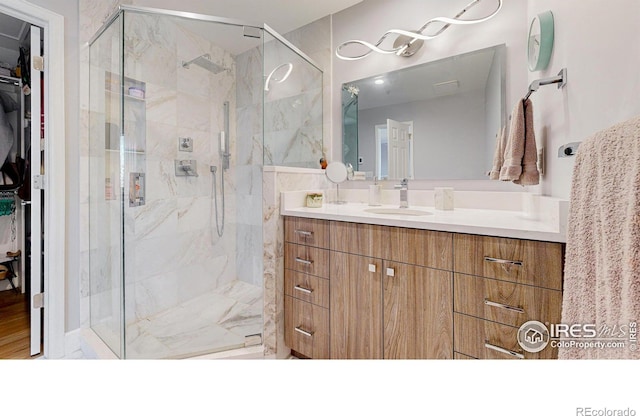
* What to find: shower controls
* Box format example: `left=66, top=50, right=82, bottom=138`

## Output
left=179, top=137, right=193, bottom=152
left=175, top=160, right=198, bottom=177
left=129, top=173, right=145, bottom=207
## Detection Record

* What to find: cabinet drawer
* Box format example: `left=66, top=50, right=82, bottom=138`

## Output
left=453, top=234, right=563, bottom=290
left=284, top=243, right=330, bottom=279
left=454, top=273, right=562, bottom=327
left=284, top=296, right=329, bottom=359
left=285, top=269, right=329, bottom=308
left=285, top=217, right=330, bottom=249
left=330, top=221, right=453, bottom=270
left=454, top=313, right=557, bottom=359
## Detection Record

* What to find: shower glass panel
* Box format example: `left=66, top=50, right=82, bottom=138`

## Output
left=263, top=31, right=323, bottom=168
left=88, top=13, right=124, bottom=357
left=88, top=7, right=273, bottom=359
left=342, top=86, right=358, bottom=171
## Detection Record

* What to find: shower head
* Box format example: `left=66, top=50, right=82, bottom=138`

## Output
left=182, top=54, right=227, bottom=74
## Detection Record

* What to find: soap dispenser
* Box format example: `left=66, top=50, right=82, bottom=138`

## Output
left=369, top=177, right=382, bottom=206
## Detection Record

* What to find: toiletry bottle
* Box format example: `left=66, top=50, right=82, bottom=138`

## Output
left=369, top=178, right=382, bottom=206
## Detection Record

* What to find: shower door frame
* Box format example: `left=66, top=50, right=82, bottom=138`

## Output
left=89, top=5, right=322, bottom=74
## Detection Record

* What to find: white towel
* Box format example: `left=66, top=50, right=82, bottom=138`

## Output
left=559, top=114, right=640, bottom=359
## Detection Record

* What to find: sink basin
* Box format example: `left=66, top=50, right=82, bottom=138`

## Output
left=364, top=208, right=432, bottom=216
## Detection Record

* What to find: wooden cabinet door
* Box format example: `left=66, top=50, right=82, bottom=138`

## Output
left=330, top=252, right=383, bottom=359
left=383, top=261, right=453, bottom=359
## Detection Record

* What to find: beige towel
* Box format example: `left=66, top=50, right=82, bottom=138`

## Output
left=488, top=125, right=506, bottom=180
left=500, top=99, right=539, bottom=185
left=559, top=115, right=640, bottom=359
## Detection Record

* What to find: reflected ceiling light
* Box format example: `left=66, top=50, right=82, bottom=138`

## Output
left=374, top=79, right=385, bottom=85
left=264, top=62, right=294, bottom=91
left=335, top=0, right=503, bottom=61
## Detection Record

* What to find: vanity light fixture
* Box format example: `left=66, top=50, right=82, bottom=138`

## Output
left=335, top=0, right=503, bottom=61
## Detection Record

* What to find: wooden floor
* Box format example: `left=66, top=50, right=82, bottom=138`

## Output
left=0, top=289, right=40, bottom=359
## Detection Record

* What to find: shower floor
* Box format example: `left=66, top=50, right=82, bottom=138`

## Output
left=125, top=280, right=263, bottom=359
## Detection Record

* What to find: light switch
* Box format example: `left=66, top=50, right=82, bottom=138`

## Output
left=386, top=267, right=395, bottom=277
left=368, top=264, right=376, bottom=273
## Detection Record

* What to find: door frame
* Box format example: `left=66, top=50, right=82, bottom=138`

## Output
left=0, top=0, right=66, bottom=359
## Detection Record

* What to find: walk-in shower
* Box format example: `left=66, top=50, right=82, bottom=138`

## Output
left=87, top=6, right=323, bottom=359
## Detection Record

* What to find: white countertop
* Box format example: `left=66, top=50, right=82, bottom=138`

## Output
left=281, top=190, right=568, bottom=243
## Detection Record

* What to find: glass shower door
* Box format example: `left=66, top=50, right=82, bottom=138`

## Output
left=119, top=11, right=265, bottom=359
left=88, top=13, right=124, bottom=357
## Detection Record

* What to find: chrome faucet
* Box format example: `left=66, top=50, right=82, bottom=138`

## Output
left=395, top=178, right=409, bottom=208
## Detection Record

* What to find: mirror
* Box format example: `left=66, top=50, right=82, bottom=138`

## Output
left=342, top=44, right=506, bottom=180
left=325, top=161, right=351, bottom=204
left=326, top=161, right=348, bottom=183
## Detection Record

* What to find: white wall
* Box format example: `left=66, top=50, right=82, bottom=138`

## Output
left=528, top=0, right=640, bottom=199
left=332, top=0, right=527, bottom=190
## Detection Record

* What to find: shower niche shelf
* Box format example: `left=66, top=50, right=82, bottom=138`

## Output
left=103, top=71, right=146, bottom=204
left=104, top=71, right=146, bottom=100
left=104, top=71, right=146, bottom=154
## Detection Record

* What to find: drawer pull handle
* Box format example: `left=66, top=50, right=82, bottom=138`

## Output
left=294, top=230, right=313, bottom=237
left=295, top=257, right=314, bottom=266
left=484, top=342, right=524, bottom=359
left=294, top=285, right=313, bottom=294
left=484, top=299, right=525, bottom=314
left=294, top=327, right=314, bottom=337
left=483, top=256, right=523, bottom=267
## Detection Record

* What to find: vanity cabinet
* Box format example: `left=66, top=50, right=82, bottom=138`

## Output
left=284, top=218, right=330, bottom=359
left=283, top=217, right=564, bottom=360
left=453, top=234, right=564, bottom=359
